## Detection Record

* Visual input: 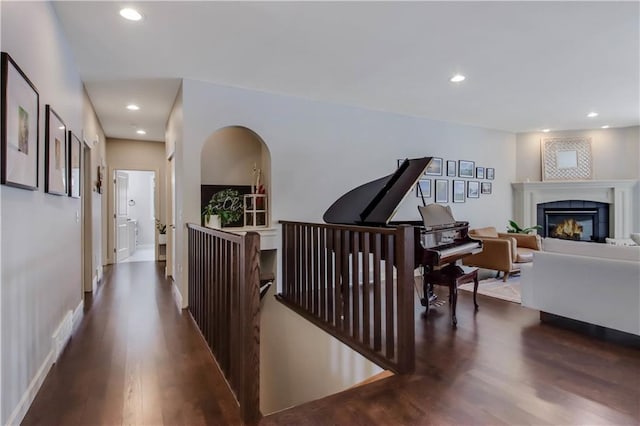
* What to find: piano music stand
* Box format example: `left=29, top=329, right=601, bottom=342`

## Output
left=423, top=264, right=479, bottom=327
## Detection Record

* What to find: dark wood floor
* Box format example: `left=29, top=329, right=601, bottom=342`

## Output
left=263, top=287, right=640, bottom=425
left=22, top=262, right=242, bottom=426
left=23, top=263, right=640, bottom=425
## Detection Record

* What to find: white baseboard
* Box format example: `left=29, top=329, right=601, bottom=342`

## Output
left=171, top=278, right=184, bottom=311
left=72, top=300, right=84, bottom=330
left=52, top=310, right=73, bottom=362
left=92, top=274, right=98, bottom=293
left=5, top=350, right=53, bottom=426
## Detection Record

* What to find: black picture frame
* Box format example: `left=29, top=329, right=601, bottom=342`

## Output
left=425, top=157, right=443, bottom=176
left=1, top=52, right=39, bottom=190
left=45, top=105, right=67, bottom=196
left=68, top=131, right=81, bottom=198
left=476, top=166, right=485, bottom=179
left=468, top=181, right=480, bottom=198
left=486, top=168, right=495, bottom=180
left=458, top=160, right=475, bottom=178
left=481, top=182, right=492, bottom=194
left=435, top=179, right=448, bottom=203
left=453, top=180, right=465, bottom=203
left=416, top=179, right=431, bottom=198
left=446, top=160, right=456, bottom=177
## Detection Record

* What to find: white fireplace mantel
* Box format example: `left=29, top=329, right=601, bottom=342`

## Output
left=512, top=180, right=638, bottom=239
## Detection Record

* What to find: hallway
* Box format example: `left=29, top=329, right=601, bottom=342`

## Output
left=22, top=262, right=241, bottom=426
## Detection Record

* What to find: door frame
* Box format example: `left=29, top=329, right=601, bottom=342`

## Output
left=110, top=168, right=160, bottom=263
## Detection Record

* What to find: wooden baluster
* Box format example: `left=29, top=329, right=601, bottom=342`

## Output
left=373, top=233, right=382, bottom=352
left=351, top=231, right=360, bottom=340
left=385, top=234, right=395, bottom=360
left=326, top=228, right=334, bottom=325
left=333, top=228, right=343, bottom=328
left=362, top=232, right=371, bottom=347
left=312, top=226, right=319, bottom=317
left=305, top=225, right=312, bottom=311
left=319, top=226, right=326, bottom=321
left=341, top=230, right=350, bottom=334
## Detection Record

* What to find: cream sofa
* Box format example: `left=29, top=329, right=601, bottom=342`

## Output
left=521, top=238, right=640, bottom=336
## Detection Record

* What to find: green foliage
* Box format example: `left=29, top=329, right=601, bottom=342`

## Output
left=507, top=220, right=541, bottom=234
left=155, top=219, right=167, bottom=234
left=202, top=189, right=243, bottom=226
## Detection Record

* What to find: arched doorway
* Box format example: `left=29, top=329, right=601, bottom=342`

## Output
left=200, top=126, right=272, bottom=228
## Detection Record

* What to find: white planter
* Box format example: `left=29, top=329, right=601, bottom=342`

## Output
left=158, top=234, right=167, bottom=244
left=206, top=215, right=221, bottom=229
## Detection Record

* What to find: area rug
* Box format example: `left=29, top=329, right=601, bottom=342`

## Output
left=458, top=276, right=521, bottom=304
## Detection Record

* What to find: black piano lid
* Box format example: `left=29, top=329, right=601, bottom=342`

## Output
left=323, top=157, right=432, bottom=226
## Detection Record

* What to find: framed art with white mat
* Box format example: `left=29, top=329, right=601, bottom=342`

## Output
left=45, top=105, right=67, bottom=195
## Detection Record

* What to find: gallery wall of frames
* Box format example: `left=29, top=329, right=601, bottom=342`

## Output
left=398, top=157, right=494, bottom=204
left=1, top=51, right=81, bottom=198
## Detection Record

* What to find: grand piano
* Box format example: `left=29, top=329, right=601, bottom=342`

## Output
left=323, top=157, right=482, bottom=321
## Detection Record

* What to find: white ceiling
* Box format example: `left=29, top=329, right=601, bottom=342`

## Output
left=53, top=1, right=640, bottom=142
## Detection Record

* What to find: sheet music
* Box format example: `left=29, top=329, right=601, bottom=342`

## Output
left=418, top=204, right=456, bottom=228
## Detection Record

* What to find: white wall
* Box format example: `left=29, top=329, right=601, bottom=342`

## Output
left=516, top=126, right=640, bottom=231
left=201, top=126, right=264, bottom=186
left=124, top=171, right=155, bottom=246
left=0, top=2, right=86, bottom=423
left=169, top=78, right=515, bottom=409
left=515, top=126, right=640, bottom=182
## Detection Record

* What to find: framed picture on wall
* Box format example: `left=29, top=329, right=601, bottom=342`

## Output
left=468, top=181, right=480, bottom=198
left=481, top=182, right=492, bottom=194
left=435, top=179, right=448, bottom=203
left=458, top=160, right=475, bottom=178
left=416, top=179, right=431, bottom=198
left=476, top=167, right=485, bottom=179
left=68, top=131, right=81, bottom=198
left=486, top=168, right=495, bottom=180
left=453, top=180, right=465, bottom=203
left=425, top=157, right=443, bottom=176
left=446, top=160, right=456, bottom=177
left=1, top=52, right=40, bottom=190
left=45, top=105, right=67, bottom=195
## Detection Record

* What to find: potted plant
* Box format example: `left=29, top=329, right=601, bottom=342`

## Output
left=202, top=189, right=243, bottom=228
left=155, top=219, right=167, bottom=244
left=507, top=220, right=541, bottom=234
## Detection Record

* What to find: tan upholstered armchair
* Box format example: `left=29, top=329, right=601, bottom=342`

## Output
left=462, top=227, right=542, bottom=281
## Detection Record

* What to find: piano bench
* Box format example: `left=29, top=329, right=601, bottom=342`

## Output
left=423, top=265, right=479, bottom=327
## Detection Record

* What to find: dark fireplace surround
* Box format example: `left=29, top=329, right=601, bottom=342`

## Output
left=536, top=200, right=609, bottom=243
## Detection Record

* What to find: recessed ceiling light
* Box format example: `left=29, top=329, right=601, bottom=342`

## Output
left=587, top=112, right=599, bottom=118
left=542, top=129, right=551, bottom=133
left=450, top=74, right=466, bottom=83
left=136, top=129, right=146, bottom=135
left=601, top=125, right=610, bottom=129
left=126, top=104, right=140, bottom=111
left=58, top=126, right=65, bottom=130
left=120, top=8, right=142, bottom=21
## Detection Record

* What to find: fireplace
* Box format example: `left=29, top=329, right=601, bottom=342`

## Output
left=537, top=200, right=609, bottom=242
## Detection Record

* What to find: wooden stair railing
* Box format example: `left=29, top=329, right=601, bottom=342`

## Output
left=187, top=224, right=261, bottom=424
left=278, top=221, right=415, bottom=374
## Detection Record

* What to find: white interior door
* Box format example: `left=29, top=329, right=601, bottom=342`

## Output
left=115, top=171, right=130, bottom=262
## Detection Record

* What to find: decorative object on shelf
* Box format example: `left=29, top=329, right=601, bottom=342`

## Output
left=68, top=131, right=81, bottom=198
left=44, top=105, right=67, bottom=195
left=453, top=180, right=465, bottom=203
left=476, top=167, right=485, bottom=179
left=203, top=188, right=243, bottom=227
left=244, top=193, right=267, bottom=227
left=425, top=157, right=443, bottom=176
left=416, top=179, right=431, bottom=198
left=1, top=52, right=40, bottom=190
left=481, top=182, right=492, bottom=194
left=486, top=168, right=495, bottom=180
left=458, top=160, right=475, bottom=178
left=507, top=220, right=541, bottom=234
left=155, top=219, right=167, bottom=234
left=542, top=137, right=592, bottom=181
left=446, top=160, right=456, bottom=177
left=467, top=181, right=480, bottom=198
left=434, top=179, right=448, bottom=203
